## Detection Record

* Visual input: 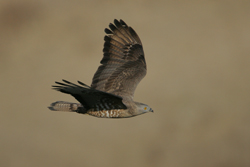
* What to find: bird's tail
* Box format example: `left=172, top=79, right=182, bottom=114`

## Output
left=48, top=101, right=86, bottom=113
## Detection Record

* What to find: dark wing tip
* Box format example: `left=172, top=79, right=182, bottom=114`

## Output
left=54, top=81, right=68, bottom=86
left=77, top=80, right=91, bottom=88
left=109, top=23, right=117, bottom=31
left=114, top=19, right=119, bottom=25
left=104, top=35, right=111, bottom=41
left=119, top=19, right=128, bottom=27
left=61, top=79, right=72, bottom=84
left=105, top=28, right=113, bottom=34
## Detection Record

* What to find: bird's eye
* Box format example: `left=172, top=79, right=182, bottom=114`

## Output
left=144, top=107, right=147, bottom=110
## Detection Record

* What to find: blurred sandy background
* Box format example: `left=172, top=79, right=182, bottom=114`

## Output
left=1, top=0, right=250, bottom=167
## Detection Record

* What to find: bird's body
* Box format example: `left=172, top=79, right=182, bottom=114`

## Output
left=49, top=19, right=153, bottom=118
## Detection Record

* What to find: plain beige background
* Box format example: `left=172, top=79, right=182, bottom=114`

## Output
left=1, top=1, right=250, bottom=167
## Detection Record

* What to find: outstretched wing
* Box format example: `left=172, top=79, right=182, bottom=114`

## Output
left=53, top=80, right=127, bottom=111
left=91, top=19, right=146, bottom=99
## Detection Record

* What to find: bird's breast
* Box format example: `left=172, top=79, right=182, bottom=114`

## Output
left=87, top=109, right=123, bottom=118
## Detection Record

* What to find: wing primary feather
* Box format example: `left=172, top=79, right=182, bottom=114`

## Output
left=109, top=34, right=128, bottom=46
left=77, top=81, right=91, bottom=88
left=103, top=47, right=124, bottom=55
left=104, top=36, right=125, bottom=49
left=113, top=19, right=137, bottom=44
left=110, top=22, right=132, bottom=43
left=108, top=23, right=132, bottom=44
left=109, top=23, right=117, bottom=32
left=119, top=19, right=128, bottom=27
left=104, top=41, right=124, bottom=53
left=105, top=28, right=113, bottom=34
left=128, top=27, right=141, bottom=44
left=54, top=81, right=70, bottom=87
left=103, top=52, right=124, bottom=59
left=62, top=79, right=83, bottom=88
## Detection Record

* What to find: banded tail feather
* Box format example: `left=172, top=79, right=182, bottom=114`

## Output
left=48, top=101, right=86, bottom=113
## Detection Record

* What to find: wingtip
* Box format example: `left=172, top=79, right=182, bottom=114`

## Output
left=114, top=19, right=120, bottom=26
left=119, top=19, right=127, bottom=27
left=105, top=28, right=112, bottom=34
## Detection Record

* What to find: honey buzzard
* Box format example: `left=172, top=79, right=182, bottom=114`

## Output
left=49, top=19, right=153, bottom=118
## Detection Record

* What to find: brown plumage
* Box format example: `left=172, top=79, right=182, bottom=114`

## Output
left=49, top=19, right=153, bottom=118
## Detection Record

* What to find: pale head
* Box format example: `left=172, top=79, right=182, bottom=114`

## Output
left=135, top=102, right=153, bottom=114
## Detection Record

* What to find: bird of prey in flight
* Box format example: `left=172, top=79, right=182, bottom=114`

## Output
left=49, top=19, right=153, bottom=118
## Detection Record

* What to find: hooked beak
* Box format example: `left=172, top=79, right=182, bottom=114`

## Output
left=150, top=108, right=154, bottom=113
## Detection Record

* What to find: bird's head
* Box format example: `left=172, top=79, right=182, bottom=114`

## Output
left=135, top=102, right=154, bottom=114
